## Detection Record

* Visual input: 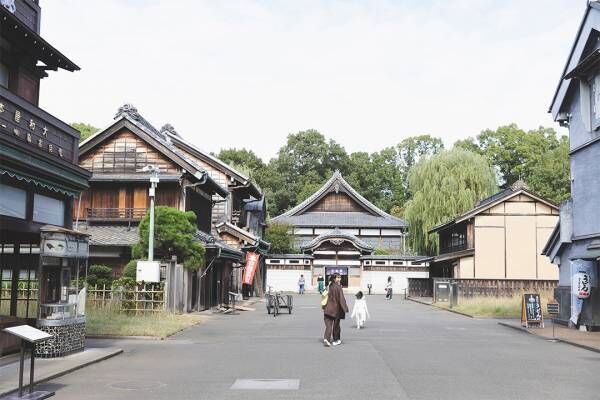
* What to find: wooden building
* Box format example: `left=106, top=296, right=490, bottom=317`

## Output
left=0, top=1, right=91, bottom=352
left=157, top=126, right=270, bottom=295
left=76, top=104, right=244, bottom=309
left=267, top=171, right=428, bottom=293
left=429, top=181, right=559, bottom=280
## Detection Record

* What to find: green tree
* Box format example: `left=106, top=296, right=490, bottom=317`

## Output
left=122, top=260, right=138, bottom=279
left=71, top=122, right=99, bottom=142
left=86, top=265, right=114, bottom=288
left=455, top=124, right=570, bottom=203
left=216, top=148, right=266, bottom=176
left=404, top=149, right=498, bottom=255
left=132, top=206, right=206, bottom=271
left=264, top=223, right=295, bottom=254
left=262, top=130, right=351, bottom=216
left=397, top=135, right=445, bottom=175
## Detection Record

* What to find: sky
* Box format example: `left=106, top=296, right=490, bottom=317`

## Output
left=38, top=0, right=583, bottom=161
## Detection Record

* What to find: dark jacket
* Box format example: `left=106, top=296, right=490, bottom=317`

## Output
left=324, top=282, right=349, bottom=319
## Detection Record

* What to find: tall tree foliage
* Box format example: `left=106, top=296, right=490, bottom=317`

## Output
left=404, top=149, right=497, bottom=255
left=454, top=124, right=570, bottom=203
left=71, top=122, right=99, bottom=142
left=264, top=223, right=296, bottom=254
left=132, top=206, right=206, bottom=271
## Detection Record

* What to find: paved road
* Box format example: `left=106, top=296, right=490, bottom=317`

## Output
left=39, top=295, right=600, bottom=399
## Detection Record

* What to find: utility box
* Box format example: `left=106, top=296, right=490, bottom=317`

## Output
left=136, top=261, right=160, bottom=282
left=435, top=281, right=450, bottom=303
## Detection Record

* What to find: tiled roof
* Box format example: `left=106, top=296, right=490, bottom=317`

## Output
left=272, top=171, right=406, bottom=228
left=301, top=228, right=374, bottom=252
left=275, top=212, right=406, bottom=228
left=78, top=224, right=140, bottom=246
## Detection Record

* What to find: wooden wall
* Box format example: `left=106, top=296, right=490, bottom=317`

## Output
left=80, top=129, right=181, bottom=174
left=309, top=193, right=364, bottom=213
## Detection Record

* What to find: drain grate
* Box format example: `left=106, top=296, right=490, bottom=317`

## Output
left=231, top=379, right=300, bottom=390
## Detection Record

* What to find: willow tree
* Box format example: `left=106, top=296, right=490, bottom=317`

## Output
left=404, top=149, right=497, bottom=255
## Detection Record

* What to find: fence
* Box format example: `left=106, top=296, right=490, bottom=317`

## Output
left=408, top=278, right=558, bottom=298
left=87, top=284, right=165, bottom=313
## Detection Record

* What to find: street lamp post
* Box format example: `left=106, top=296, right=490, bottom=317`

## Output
left=142, top=165, right=160, bottom=262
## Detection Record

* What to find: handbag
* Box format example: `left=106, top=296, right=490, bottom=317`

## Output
left=321, top=289, right=329, bottom=309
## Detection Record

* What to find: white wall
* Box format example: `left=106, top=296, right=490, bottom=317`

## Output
left=266, top=269, right=312, bottom=293
left=360, top=271, right=429, bottom=294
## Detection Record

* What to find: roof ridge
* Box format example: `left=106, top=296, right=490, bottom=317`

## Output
left=273, top=171, right=406, bottom=225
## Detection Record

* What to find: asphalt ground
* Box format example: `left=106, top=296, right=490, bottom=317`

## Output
left=38, top=294, right=600, bottom=399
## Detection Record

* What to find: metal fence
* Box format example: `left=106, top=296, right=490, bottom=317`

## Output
left=87, top=284, right=165, bottom=313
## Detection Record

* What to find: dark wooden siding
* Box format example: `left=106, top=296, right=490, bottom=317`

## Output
left=309, top=193, right=364, bottom=212
left=79, top=129, right=181, bottom=174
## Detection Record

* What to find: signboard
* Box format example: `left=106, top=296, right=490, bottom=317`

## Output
left=40, top=231, right=89, bottom=258
left=521, top=293, right=544, bottom=328
left=547, top=301, right=560, bottom=315
left=3, top=325, right=52, bottom=343
left=570, top=259, right=595, bottom=325
left=0, top=96, right=74, bottom=162
left=243, top=252, right=260, bottom=285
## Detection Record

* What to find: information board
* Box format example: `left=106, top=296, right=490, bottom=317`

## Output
left=521, top=293, right=544, bottom=328
left=3, top=325, right=52, bottom=343
left=547, top=301, right=560, bottom=315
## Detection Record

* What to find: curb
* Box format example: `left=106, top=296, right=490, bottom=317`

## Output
left=497, top=322, right=600, bottom=354
left=87, top=335, right=163, bottom=340
left=407, top=297, right=474, bottom=318
left=0, top=348, right=123, bottom=397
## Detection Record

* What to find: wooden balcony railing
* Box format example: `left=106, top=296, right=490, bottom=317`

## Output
left=86, top=208, right=147, bottom=222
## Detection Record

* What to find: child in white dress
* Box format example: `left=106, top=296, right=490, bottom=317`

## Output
left=350, top=291, right=370, bottom=329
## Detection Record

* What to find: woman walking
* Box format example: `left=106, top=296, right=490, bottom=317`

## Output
left=323, top=273, right=349, bottom=347
left=385, top=276, right=393, bottom=300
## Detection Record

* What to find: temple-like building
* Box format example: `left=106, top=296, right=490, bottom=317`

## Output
left=267, top=171, right=428, bottom=293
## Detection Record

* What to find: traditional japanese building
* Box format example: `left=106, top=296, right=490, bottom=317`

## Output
left=77, top=104, right=268, bottom=308
left=544, top=1, right=600, bottom=328
left=158, top=126, right=270, bottom=295
left=0, top=0, right=91, bottom=354
left=267, top=171, right=428, bottom=293
left=76, top=105, right=245, bottom=309
left=429, top=181, right=559, bottom=281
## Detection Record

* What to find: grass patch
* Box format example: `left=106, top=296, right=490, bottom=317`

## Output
left=437, top=290, right=555, bottom=318
left=86, top=306, right=204, bottom=338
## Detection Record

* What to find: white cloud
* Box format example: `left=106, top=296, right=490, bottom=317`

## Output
left=39, top=0, right=580, bottom=161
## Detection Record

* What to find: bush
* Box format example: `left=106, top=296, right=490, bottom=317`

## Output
left=123, top=260, right=138, bottom=280
left=87, top=265, right=114, bottom=288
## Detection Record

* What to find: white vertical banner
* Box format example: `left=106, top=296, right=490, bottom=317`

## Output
left=570, top=259, right=595, bottom=325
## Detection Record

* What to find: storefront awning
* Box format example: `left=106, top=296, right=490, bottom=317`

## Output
left=0, top=165, right=79, bottom=197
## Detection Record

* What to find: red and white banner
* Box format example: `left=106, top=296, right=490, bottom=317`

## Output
left=243, top=252, right=260, bottom=285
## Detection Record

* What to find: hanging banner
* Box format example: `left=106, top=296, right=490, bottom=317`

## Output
left=243, top=252, right=260, bottom=285
left=570, top=259, right=595, bottom=325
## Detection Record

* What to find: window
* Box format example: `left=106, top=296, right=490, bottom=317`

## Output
left=592, top=74, right=600, bottom=130
left=0, top=62, right=8, bottom=88
left=0, top=183, right=26, bottom=219
left=33, top=194, right=65, bottom=226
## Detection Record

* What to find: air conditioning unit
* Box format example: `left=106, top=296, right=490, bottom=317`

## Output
left=136, top=261, right=160, bottom=282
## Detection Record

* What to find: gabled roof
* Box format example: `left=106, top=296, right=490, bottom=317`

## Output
left=163, top=129, right=262, bottom=199
left=429, top=181, right=558, bottom=234
left=549, top=1, right=600, bottom=118
left=300, top=228, right=374, bottom=253
left=215, top=221, right=271, bottom=252
left=272, top=171, right=407, bottom=228
left=79, top=105, right=228, bottom=198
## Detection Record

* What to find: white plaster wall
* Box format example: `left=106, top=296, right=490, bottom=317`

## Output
left=360, top=270, right=429, bottom=294
left=266, top=269, right=312, bottom=293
